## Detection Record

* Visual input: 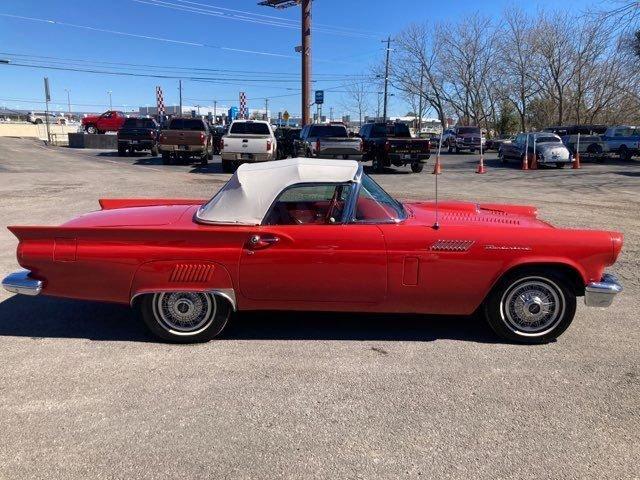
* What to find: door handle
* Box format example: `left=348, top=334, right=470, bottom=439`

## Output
left=246, top=234, right=279, bottom=250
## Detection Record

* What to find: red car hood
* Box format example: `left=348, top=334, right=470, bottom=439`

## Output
left=403, top=201, right=547, bottom=228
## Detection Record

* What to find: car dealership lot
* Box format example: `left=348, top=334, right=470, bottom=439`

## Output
left=0, top=137, right=638, bottom=479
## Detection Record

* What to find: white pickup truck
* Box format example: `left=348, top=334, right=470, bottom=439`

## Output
left=221, top=120, right=277, bottom=173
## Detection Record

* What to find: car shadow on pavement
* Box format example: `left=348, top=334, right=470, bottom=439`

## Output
left=189, top=163, right=224, bottom=174
left=0, top=295, right=502, bottom=344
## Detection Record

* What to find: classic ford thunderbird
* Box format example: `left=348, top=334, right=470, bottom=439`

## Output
left=2, top=158, right=623, bottom=343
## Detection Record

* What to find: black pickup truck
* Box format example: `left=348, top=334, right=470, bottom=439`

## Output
left=117, top=117, right=160, bottom=156
left=359, top=122, right=430, bottom=173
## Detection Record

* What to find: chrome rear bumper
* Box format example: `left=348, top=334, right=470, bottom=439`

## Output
left=585, top=273, right=622, bottom=307
left=2, top=270, right=43, bottom=296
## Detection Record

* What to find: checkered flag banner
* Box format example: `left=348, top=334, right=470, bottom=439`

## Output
left=156, top=86, right=166, bottom=116
left=239, top=92, right=247, bottom=119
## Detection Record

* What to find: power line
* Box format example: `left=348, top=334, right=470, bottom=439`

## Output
left=132, top=0, right=380, bottom=38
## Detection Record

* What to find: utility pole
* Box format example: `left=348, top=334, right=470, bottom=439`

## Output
left=258, top=0, right=312, bottom=126
left=213, top=100, right=217, bottom=124
left=65, top=89, right=71, bottom=117
left=107, top=90, right=112, bottom=110
left=265, top=98, right=269, bottom=121
left=417, top=64, right=424, bottom=134
left=43, top=77, right=51, bottom=143
left=179, top=80, right=183, bottom=116
left=382, top=36, right=391, bottom=122
left=329, top=106, right=333, bottom=122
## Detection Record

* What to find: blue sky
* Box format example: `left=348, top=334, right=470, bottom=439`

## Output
left=0, top=0, right=597, bottom=118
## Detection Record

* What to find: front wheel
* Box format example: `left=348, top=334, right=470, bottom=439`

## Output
left=556, top=162, right=565, bottom=169
left=138, top=292, right=232, bottom=343
left=85, top=125, right=97, bottom=134
left=410, top=162, right=424, bottom=173
left=484, top=271, right=576, bottom=344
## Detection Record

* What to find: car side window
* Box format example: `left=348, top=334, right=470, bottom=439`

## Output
left=263, top=183, right=352, bottom=225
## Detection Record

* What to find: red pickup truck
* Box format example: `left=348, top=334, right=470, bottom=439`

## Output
left=82, top=111, right=127, bottom=134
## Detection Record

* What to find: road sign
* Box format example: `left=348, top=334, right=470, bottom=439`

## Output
left=315, top=90, right=324, bottom=105
left=282, top=110, right=290, bottom=121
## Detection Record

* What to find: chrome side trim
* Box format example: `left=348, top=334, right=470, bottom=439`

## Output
left=130, top=288, right=237, bottom=311
left=2, top=270, right=43, bottom=296
left=584, top=273, right=623, bottom=307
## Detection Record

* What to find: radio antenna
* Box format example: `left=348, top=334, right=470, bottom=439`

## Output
left=433, top=129, right=443, bottom=230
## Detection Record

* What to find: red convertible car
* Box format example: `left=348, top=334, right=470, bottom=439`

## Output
left=2, top=158, right=623, bottom=343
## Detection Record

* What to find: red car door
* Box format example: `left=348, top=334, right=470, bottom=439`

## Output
left=239, top=224, right=387, bottom=304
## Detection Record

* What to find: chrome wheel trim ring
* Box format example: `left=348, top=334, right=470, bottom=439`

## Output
left=152, top=292, right=216, bottom=336
left=499, top=276, right=565, bottom=337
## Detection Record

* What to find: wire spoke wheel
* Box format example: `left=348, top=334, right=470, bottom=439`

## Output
left=500, top=277, right=565, bottom=337
left=152, top=292, right=216, bottom=335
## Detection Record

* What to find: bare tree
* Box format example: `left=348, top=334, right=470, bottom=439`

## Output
left=341, top=80, right=372, bottom=126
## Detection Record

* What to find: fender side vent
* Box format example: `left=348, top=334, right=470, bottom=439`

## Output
left=430, top=240, right=475, bottom=252
left=169, top=264, right=214, bottom=283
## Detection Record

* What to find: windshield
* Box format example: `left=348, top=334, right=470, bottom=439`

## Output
left=371, top=123, right=411, bottom=138
left=457, top=127, right=481, bottom=135
left=535, top=136, right=561, bottom=144
left=123, top=118, right=157, bottom=128
left=168, top=118, right=206, bottom=131
left=230, top=122, right=270, bottom=135
left=354, top=175, right=405, bottom=222
left=308, top=125, right=348, bottom=137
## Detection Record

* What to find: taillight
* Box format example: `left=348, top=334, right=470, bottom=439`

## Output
left=384, top=140, right=390, bottom=153
left=199, top=132, right=205, bottom=144
left=266, top=140, right=272, bottom=151
left=315, top=139, right=321, bottom=153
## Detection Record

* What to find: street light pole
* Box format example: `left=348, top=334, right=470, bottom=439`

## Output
left=107, top=90, right=112, bottom=110
left=382, top=36, right=391, bottom=122
left=65, top=89, right=71, bottom=117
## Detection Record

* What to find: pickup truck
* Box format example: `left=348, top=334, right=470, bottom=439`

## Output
left=444, top=125, right=485, bottom=153
left=359, top=122, right=430, bottom=173
left=295, top=124, right=363, bottom=160
left=117, top=117, right=160, bottom=157
left=158, top=117, right=213, bottom=165
left=221, top=120, right=277, bottom=173
left=602, top=125, right=639, bottom=161
left=82, top=110, right=126, bottom=134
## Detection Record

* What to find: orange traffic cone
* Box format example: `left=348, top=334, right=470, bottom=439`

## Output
left=521, top=154, right=529, bottom=170
left=573, top=152, right=581, bottom=169
left=432, top=155, right=442, bottom=175
left=530, top=153, right=538, bottom=170
left=476, top=155, right=486, bottom=174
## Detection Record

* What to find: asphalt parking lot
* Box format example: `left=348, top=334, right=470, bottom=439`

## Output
left=0, top=137, right=638, bottom=479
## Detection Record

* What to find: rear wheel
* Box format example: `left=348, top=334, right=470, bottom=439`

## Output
left=372, top=154, right=385, bottom=173
left=161, top=152, right=172, bottom=165
left=410, top=162, right=424, bottom=173
left=85, top=125, right=97, bottom=134
left=447, top=141, right=454, bottom=154
left=555, top=162, right=565, bottom=168
left=117, top=145, right=127, bottom=157
left=150, top=145, right=159, bottom=156
left=138, top=292, right=232, bottom=343
left=222, top=159, right=235, bottom=173
left=619, top=146, right=632, bottom=161
left=484, top=270, right=576, bottom=344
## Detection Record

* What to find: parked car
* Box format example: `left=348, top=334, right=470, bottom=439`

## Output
left=159, top=117, right=213, bottom=166
left=485, top=134, right=514, bottom=151
left=221, top=120, right=277, bottom=173
left=2, top=158, right=623, bottom=344
left=500, top=132, right=572, bottom=168
left=445, top=126, right=485, bottom=153
left=274, top=127, right=301, bottom=159
left=117, top=117, right=160, bottom=157
left=82, top=111, right=126, bottom=134
left=359, top=122, right=430, bottom=173
left=295, top=123, right=363, bottom=160
left=28, top=111, right=67, bottom=125
left=561, top=134, right=608, bottom=160
left=601, top=125, right=639, bottom=161
left=544, top=125, right=607, bottom=136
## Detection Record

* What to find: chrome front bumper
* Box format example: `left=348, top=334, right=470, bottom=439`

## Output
left=585, top=274, right=622, bottom=307
left=2, top=270, right=43, bottom=296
